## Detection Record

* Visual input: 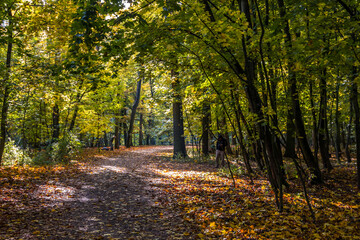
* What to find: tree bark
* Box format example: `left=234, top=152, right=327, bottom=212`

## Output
left=122, top=109, right=128, bottom=147
left=0, top=10, right=13, bottom=164
left=201, top=102, right=210, bottom=156
left=345, top=103, right=353, bottom=163
left=172, top=70, right=187, bottom=158
left=277, top=0, right=322, bottom=183
left=284, top=110, right=296, bottom=158
left=350, top=73, right=360, bottom=189
left=114, top=110, right=120, bottom=149
left=318, top=68, right=333, bottom=171
left=126, top=78, right=142, bottom=148
left=139, top=112, right=143, bottom=146
left=52, top=103, right=60, bottom=141
left=335, top=81, right=341, bottom=163
left=309, top=81, right=320, bottom=164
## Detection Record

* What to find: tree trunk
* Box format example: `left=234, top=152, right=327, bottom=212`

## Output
left=221, top=115, right=233, bottom=155
left=201, top=102, right=210, bottom=156
left=104, top=131, right=108, bottom=147
left=335, top=81, right=341, bottom=163
left=350, top=74, right=360, bottom=190
left=68, top=104, right=79, bottom=132
left=122, top=108, right=128, bottom=147
left=230, top=89, right=253, bottom=174
left=114, top=110, right=120, bottom=149
left=345, top=103, right=353, bottom=163
left=310, top=82, right=320, bottom=165
left=0, top=11, right=13, bottom=165
left=284, top=110, right=296, bottom=158
left=277, top=0, right=322, bottom=183
left=318, top=68, right=333, bottom=171
left=52, top=103, right=60, bottom=141
left=172, top=70, right=187, bottom=158
left=139, top=112, right=143, bottom=146
left=126, top=78, right=142, bottom=148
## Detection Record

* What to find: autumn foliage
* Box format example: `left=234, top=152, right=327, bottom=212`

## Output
left=1, top=147, right=359, bottom=239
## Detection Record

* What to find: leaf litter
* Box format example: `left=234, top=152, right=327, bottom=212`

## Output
left=1, top=146, right=359, bottom=239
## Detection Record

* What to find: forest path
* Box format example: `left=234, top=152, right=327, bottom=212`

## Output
left=1, top=146, right=203, bottom=240
left=48, top=146, right=197, bottom=240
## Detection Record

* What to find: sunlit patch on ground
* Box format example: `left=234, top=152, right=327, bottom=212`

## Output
left=35, top=184, right=76, bottom=201
left=100, top=165, right=127, bottom=173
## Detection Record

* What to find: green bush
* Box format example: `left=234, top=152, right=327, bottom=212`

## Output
left=2, top=140, right=32, bottom=166
left=32, top=133, right=82, bottom=165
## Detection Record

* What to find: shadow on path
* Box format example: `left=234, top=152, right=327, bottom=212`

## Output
left=0, top=146, right=198, bottom=240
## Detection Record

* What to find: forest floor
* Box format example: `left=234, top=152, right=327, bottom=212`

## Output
left=0, top=146, right=359, bottom=239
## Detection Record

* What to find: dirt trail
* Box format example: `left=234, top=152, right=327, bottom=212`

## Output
left=1, top=146, right=197, bottom=240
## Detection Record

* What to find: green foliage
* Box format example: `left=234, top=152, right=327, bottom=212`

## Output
left=2, top=140, right=32, bottom=166
left=217, top=165, right=245, bottom=178
left=32, top=133, right=82, bottom=165
left=50, top=133, right=82, bottom=163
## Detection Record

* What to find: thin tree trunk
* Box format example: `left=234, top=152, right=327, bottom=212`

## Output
left=230, top=89, right=253, bottom=174
left=335, top=81, right=341, bottom=163
left=52, top=103, right=60, bottom=141
left=310, top=82, right=320, bottom=164
left=114, top=110, right=120, bottom=149
left=104, top=131, right=108, bottom=147
left=139, top=112, right=143, bottom=146
left=345, top=103, right=353, bottom=163
left=221, top=114, right=233, bottom=155
left=122, top=109, right=128, bottom=147
left=126, top=78, right=142, bottom=148
left=277, top=0, right=322, bottom=183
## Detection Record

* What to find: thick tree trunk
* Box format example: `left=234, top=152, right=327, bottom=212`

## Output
left=291, top=74, right=322, bottom=183
left=310, top=82, right=320, bottom=164
left=351, top=78, right=360, bottom=189
left=284, top=110, right=296, bottom=158
left=0, top=13, right=13, bottom=165
left=319, top=68, right=333, bottom=171
left=126, top=78, right=142, bottom=148
left=201, top=102, right=210, bottom=156
left=0, top=85, right=10, bottom=165
left=335, top=81, right=342, bottom=163
left=172, top=70, right=187, bottom=158
left=68, top=104, right=79, bottom=132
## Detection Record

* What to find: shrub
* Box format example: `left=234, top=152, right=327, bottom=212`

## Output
left=32, top=133, right=82, bottom=165
left=2, top=140, right=32, bottom=166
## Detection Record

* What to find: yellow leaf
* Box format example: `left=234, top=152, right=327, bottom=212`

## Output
left=198, top=233, right=205, bottom=239
left=210, top=222, right=216, bottom=228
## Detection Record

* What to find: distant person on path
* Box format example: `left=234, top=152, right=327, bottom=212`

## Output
left=216, top=134, right=227, bottom=168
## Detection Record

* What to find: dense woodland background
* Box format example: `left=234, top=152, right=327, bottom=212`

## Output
left=1, top=0, right=360, bottom=213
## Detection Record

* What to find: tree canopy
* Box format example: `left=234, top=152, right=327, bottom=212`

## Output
left=1, top=0, right=360, bottom=220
